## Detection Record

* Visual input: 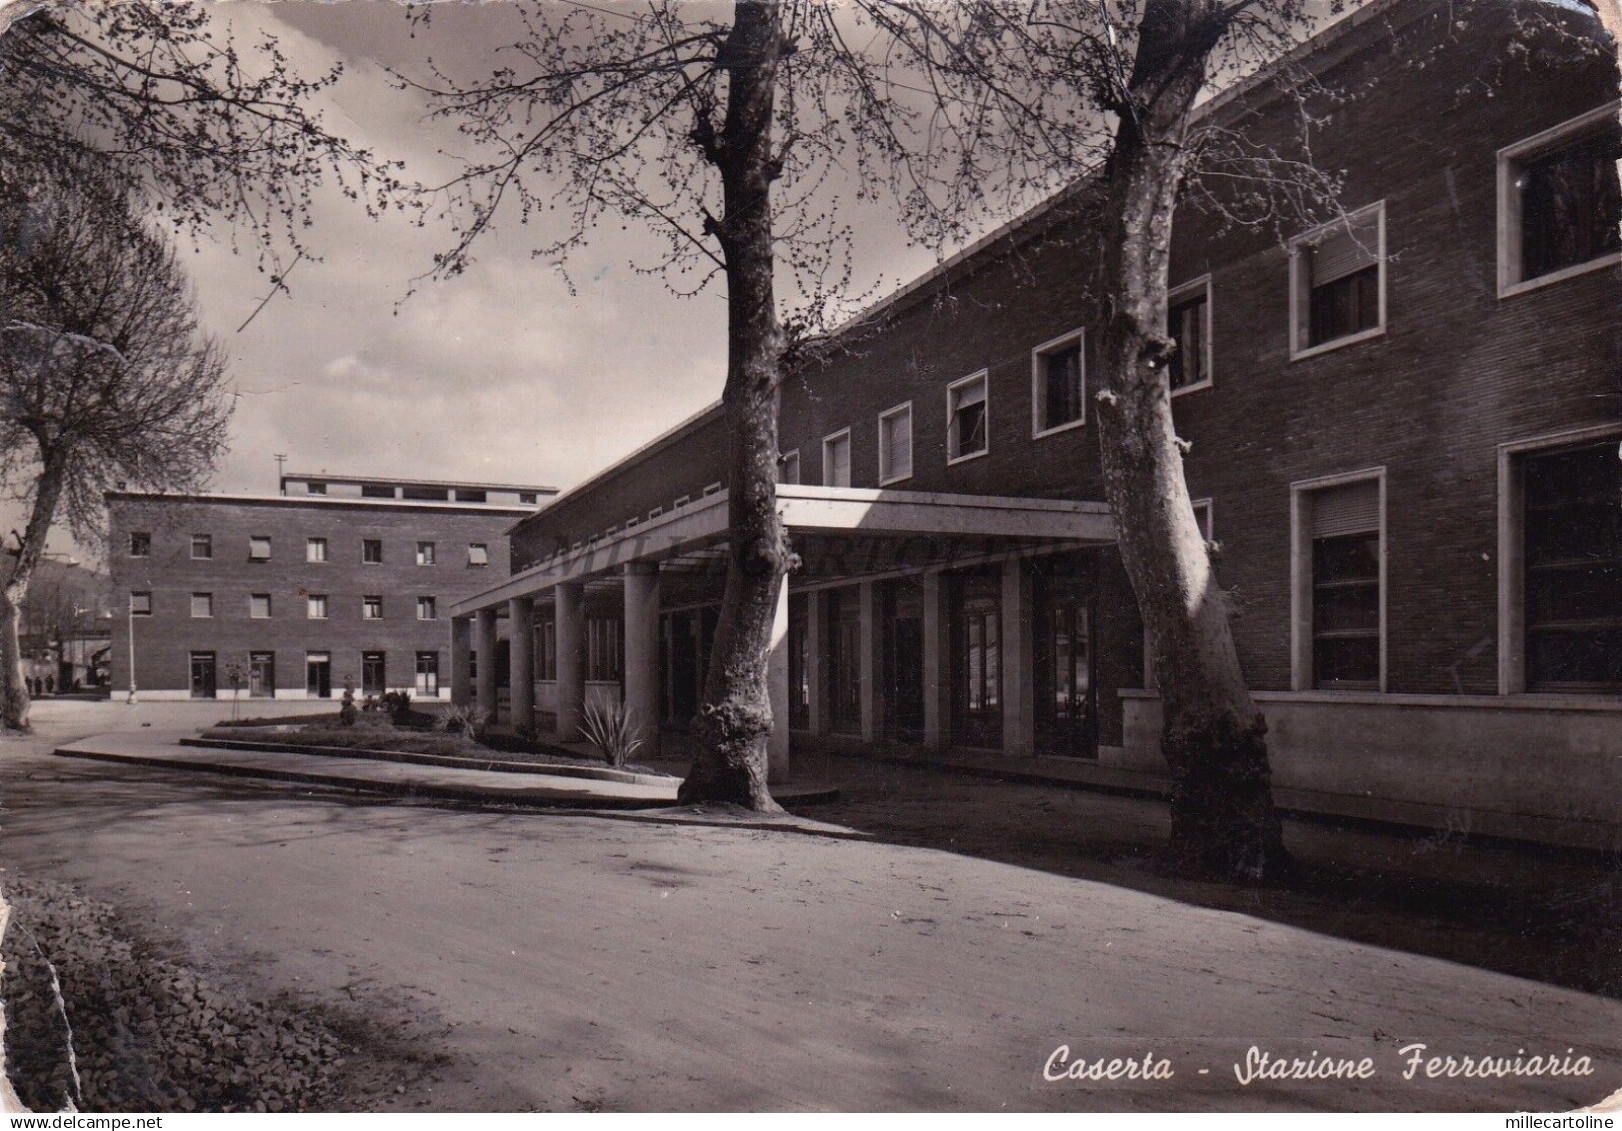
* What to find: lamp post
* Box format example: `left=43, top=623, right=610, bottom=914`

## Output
left=126, top=597, right=138, bottom=705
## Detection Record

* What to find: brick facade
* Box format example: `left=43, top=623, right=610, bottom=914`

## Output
left=108, top=493, right=531, bottom=698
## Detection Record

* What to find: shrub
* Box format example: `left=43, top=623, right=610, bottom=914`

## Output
left=338, top=677, right=357, bottom=727
left=380, top=690, right=413, bottom=725
left=436, top=704, right=481, bottom=740
left=579, top=698, right=643, bottom=768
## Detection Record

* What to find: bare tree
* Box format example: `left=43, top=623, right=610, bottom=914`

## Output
left=0, top=0, right=402, bottom=266
left=898, top=0, right=1618, bottom=879
left=410, top=0, right=1023, bottom=810
left=0, top=158, right=232, bottom=731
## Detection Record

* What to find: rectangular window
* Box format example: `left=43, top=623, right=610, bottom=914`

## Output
left=456, top=488, right=487, bottom=503
left=249, top=652, right=275, bottom=698
left=306, top=537, right=328, bottom=563
left=362, top=651, right=386, bottom=695
left=948, top=371, right=989, bottom=462
left=191, top=592, right=213, bottom=618
left=249, top=593, right=272, bottom=619
left=307, top=594, right=328, bottom=620
left=778, top=450, right=801, bottom=486
left=878, top=403, right=913, bottom=484
left=417, top=596, right=437, bottom=621
left=1167, top=278, right=1212, bottom=393
left=1304, top=478, right=1382, bottom=690
left=363, top=595, right=383, bottom=620
left=362, top=538, right=383, bottom=565
left=467, top=543, right=489, bottom=567
left=191, top=534, right=212, bottom=560
left=129, top=531, right=150, bottom=557
left=587, top=617, right=622, bottom=682
left=249, top=536, right=271, bottom=561
left=1290, top=203, right=1385, bottom=358
left=416, top=541, right=436, bottom=566
left=130, top=591, right=152, bottom=616
left=1192, top=498, right=1214, bottom=545
left=520, top=492, right=538, bottom=505
left=1032, top=332, right=1084, bottom=435
left=307, top=482, right=327, bottom=496
left=1500, top=103, right=1622, bottom=295
left=537, top=620, right=557, bottom=681
left=826, top=588, right=862, bottom=733
left=361, top=484, right=395, bottom=499
left=823, top=429, right=852, bottom=488
left=415, top=651, right=440, bottom=697
left=1522, top=440, right=1622, bottom=691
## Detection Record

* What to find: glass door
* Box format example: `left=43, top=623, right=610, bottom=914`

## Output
left=306, top=652, right=332, bottom=699
left=189, top=651, right=217, bottom=699
left=950, top=569, right=1002, bottom=749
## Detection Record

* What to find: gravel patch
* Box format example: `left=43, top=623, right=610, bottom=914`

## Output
left=2, top=876, right=428, bottom=1112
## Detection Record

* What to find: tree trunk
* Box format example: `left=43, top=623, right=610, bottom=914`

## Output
left=679, top=1, right=790, bottom=812
left=1092, top=0, right=1288, bottom=880
left=0, top=448, right=71, bottom=734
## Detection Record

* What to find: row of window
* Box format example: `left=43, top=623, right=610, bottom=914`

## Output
left=132, top=592, right=442, bottom=621
left=295, top=481, right=538, bottom=504
left=185, top=649, right=442, bottom=698
left=128, top=532, right=490, bottom=567
left=782, top=104, right=1620, bottom=489
left=533, top=617, right=624, bottom=683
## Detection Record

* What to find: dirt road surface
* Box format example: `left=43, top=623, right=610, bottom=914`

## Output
left=1, top=701, right=1617, bottom=1112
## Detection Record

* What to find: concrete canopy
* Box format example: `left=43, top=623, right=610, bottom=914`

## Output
left=449, top=484, right=1116, bottom=616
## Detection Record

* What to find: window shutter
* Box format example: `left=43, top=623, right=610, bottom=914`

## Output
left=1310, top=212, right=1379, bottom=285
left=1312, top=479, right=1380, bottom=538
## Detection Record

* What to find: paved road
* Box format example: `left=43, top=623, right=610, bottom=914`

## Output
left=2, top=701, right=1618, bottom=1112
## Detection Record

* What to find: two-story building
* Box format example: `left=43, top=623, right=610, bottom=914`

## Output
left=449, top=0, right=1621, bottom=850
left=107, top=472, right=554, bottom=700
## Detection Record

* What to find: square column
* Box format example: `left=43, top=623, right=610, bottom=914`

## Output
left=805, top=588, right=826, bottom=735
left=858, top=580, right=881, bottom=743
left=922, top=571, right=949, bottom=751
left=474, top=607, right=499, bottom=723
left=623, top=563, right=662, bottom=758
left=508, top=596, right=535, bottom=736
left=766, top=577, right=791, bottom=781
left=1001, top=555, right=1035, bottom=757
left=450, top=615, right=472, bottom=707
left=554, top=580, right=586, bottom=740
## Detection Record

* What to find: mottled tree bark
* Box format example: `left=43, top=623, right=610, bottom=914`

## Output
left=0, top=450, right=69, bottom=734
left=1092, top=0, right=1288, bottom=879
left=679, top=1, right=790, bottom=811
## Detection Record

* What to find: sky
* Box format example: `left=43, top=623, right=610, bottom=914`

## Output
left=15, top=0, right=1352, bottom=565
left=181, top=0, right=937, bottom=497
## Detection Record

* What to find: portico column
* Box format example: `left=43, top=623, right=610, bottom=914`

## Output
left=805, top=588, right=826, bottom=735
left=474, top=607, right=498, bottom=723
left=554, top=580, right=586, bottom=740
left=1001, top=555, right=1035, bottom=757
left=450, top=615, right=472, bottom=707
left=858, top=580, right=881, bottom=744
left=922, top=571, right=948, bottom=751
left=766, top=577, right=791, bottom=781
left=623, top=563, right=662, bottom=758
left=508, top=596, right=535, bottom=736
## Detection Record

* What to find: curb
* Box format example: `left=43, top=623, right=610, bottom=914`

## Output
left=52, top=745, right=665, bottom=810
left=180, top=736, right=675, bottom=787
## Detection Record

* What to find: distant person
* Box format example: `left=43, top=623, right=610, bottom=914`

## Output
left=44, top=675, right=54, bottom=695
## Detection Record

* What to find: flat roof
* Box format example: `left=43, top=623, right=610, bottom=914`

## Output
left=280, top=472, right=556, bottom=494
left=105, top=490, right=535, bottom=515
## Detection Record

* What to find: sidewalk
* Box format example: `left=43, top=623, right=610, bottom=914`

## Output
left=51, top=730, right=840, bottom=811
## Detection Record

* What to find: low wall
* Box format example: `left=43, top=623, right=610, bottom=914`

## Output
left=1117, top=690, right=1622, bottom=851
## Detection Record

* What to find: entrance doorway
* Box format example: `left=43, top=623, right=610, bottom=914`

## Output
left=306, top=651, right=332, bottom=699
left=949, top=567, right=1002, bottom=749
left=662, top=607, right=717, bottom=725
left=189, top=651, right=216, bottom=699
left=883, top=578, right=925, bottom=743
left=1034, top=555, right=1098, bottom=759
left=249, top=651, right=275, bottom=698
